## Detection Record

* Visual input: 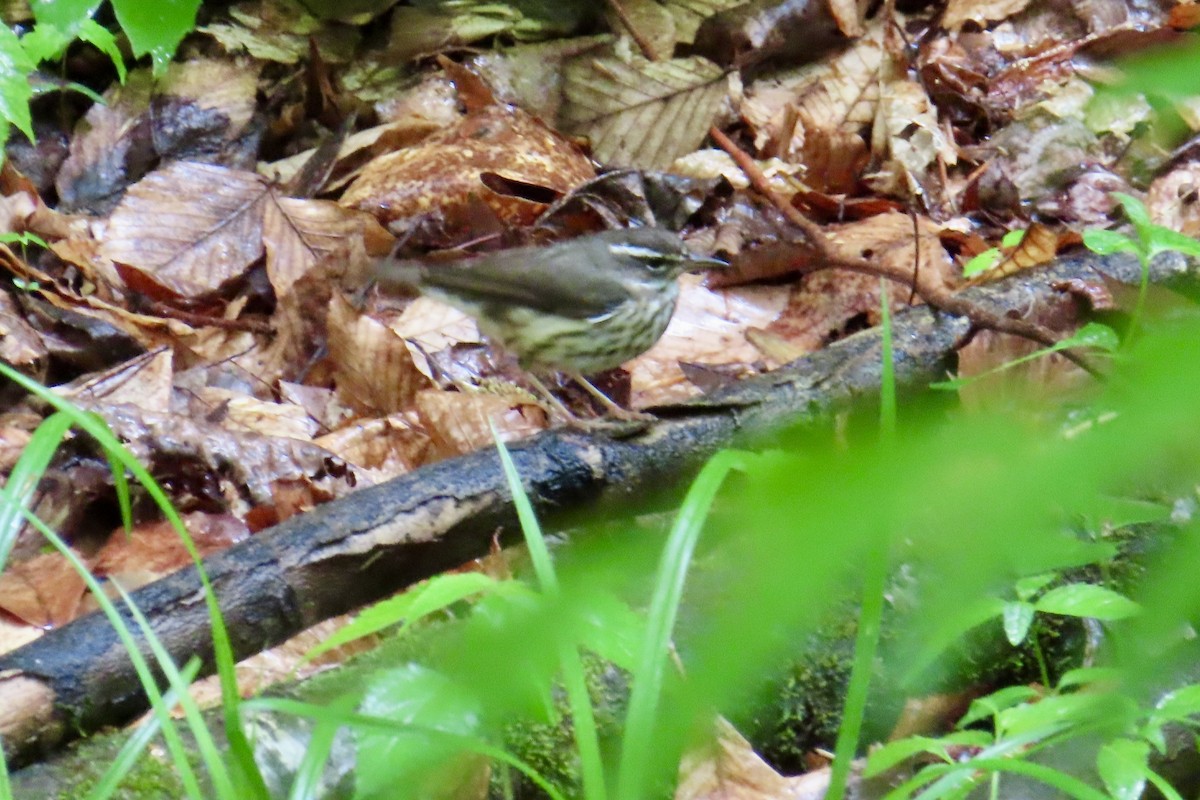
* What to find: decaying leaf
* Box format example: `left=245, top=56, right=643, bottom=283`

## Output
left=664, top=0, right=748, bottom=45
left=100, top=162, right=270, bottom=300
left=628, top=274, right=786, bottom=406
left=741, top=23, right=882, bottom=191
left=941, top=0, right=1033, bottom=31
left=53, top=347, right=174, bottom=413
left=414, top=389, right=548, bottom=459
left=677, top=716, right=830, bottom=800
left=0, top=551, right=88, bottom=630
left=762, top=212, right=956, bottom=356
left=315, top=414, right=432, bottom=479
left=561, top=52, right=735, bottom=170
left=201, top=0, right=361, bottom=64
left=57, top=59, right=261, bottom=215
left=327, top=293, right=432, bottom=415
left=1147, top=163, right=1200, bottom=238
left=341, top=102, right=594, bottom=237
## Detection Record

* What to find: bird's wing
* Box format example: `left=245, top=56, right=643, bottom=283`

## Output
left=417, top=239, right=629, bottom=320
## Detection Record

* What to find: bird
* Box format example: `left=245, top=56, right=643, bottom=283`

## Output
left=373, top=226, right=727, bottom=420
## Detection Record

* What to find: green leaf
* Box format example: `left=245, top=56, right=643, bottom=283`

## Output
left=1112, top=192, right=1153, bottom=234
left=1146, top=225, right=1200, bottom=259
left=78, top=19, right=127, bottom=82
left=1056, top=666, right=1122, bottom=690
left=865, top=736, right=954, bottom=776
left=17, top=24, right=71, bottom=63
left=1002, top=600, right=1035, bottom=645
left=0, top=25, right=36, bottom=141
left=962, top=248, right=1001, bottom=278
left=111, top=0, right=200, bottom=74
left=1013, top=572, right=1058, bottom=601
left=30, top=0, right=103, bottom=36
left=1001, top=228, right=1026, bottom=247
left=1058, top=322, right=1120, bottom=353
left=1096, top=739, right=1149, bottom=800
left=1034, top=583, right=1141, bottom=620
left=1083, top=228, right=1138, bottom=256
left=304, top=572, right=513, bottom=662
left=959, top=685, right=1040, bottom=729
left=1152, top=683, right=1200, bottom=722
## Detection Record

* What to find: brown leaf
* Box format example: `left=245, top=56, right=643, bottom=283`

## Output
left=92, top=512, right=251, bottom=591
left=0, top=551, right=88, bottom=630
left=764, top=212, right=956, bottom=355
left=677, top=717, right=829, bottom=800
left=315, top=414, right=433, bottom=478
left=414, top=390, right=548, bottom=460
left=0, top=291, right=47, bottom=373
left=941, top=0, right=1033, bottom=31
left=100, top=162, right=269, bottom=299
left=56, top=59, right=261, bottom=214
left=629, top=274, right=786, bottom=406
left=741, top=23, right=882, bottom=191
left=54, top=348, right=174, bottom=413
left=561, top=52, right=734, bottom=170
left=341, top=103, right=594, bottom=239
left=328, top=293, right=433, bottom=415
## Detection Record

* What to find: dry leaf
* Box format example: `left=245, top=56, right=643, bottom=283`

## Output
left=0, top=291, right=47, bottom=372
left=53, top=347, right=174, bottom=413
left=315, top=413, right=432, bottom=479
left=342, top=103, right=594, bottom=235
left=561, top=53, right=734, bottom=170
left=763, top=212, right=956, bottom=356
left=56, top=59, right=261, bottom=214
left=941, top=0, right=1033, bottom=31
left=1147, top=163, right=1200, bottom=238
left=628, top=274, right=786, bottom=406
left=92, top=512, right=251, bottom=592
left=741, top=24, right=882, bottom=190
left=0, top=551, right=89, bottom=629
left=414, top=390, right=547, bottom=459
left=100, top=162, right=269, bottom=299
left=677, top=717, right=829, bottom=800
left=328, top=293, right=432, bottom=415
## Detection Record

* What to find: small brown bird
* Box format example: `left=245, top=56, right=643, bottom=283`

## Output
left=374, top=227, right=726, bottom=419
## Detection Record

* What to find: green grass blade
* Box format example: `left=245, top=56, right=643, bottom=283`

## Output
left=111, top=581, right=237, bottom=799
left=0, top=364, right=268, bottom=798
left=617, top=449, right=748, bottom=800
left=20, top=510, right=207, bottom=800
left=826, top=538, right=888, bottom=800
left=0, top=412, right=72, bottom=572
left=245, top=697, right=568, bottom=800
left=492, top=429, right=605, bottom=800
left=879, top=278, right=896, bottom=436
left=85, top=658, right=203, bottom=800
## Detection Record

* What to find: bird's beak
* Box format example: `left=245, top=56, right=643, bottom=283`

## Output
left=684, top=252, right=729, bottom=272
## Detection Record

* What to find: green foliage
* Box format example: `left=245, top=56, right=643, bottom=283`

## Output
left=1084, top=193, right=1200, bottom=340
left=963, top=228, right=1027, bottom=279
left=0, top=0, right=198, bottom=151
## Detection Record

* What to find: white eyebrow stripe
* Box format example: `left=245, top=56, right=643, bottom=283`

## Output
left=607, top=244, right=668, bottom=259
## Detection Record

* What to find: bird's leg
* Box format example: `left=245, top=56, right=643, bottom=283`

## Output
left=525, top=373, right=583, bottom=422
left=570, top=374, right=656, bottom=422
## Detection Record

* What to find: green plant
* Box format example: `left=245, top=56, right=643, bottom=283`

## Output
left=0, top=0, right=200, bottom=148
left=1083, top=193, right=1200, bottom=340
left=0, top=365, right=269, bottom=798
left=962, top=228, right=1028, bottom=279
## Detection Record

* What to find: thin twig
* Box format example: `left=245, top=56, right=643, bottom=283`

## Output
left=145, top=301, right=274, bottom=334
left=709, top=126, right=1101, bottom=377
left=605, top=0, right=659, bottom=61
